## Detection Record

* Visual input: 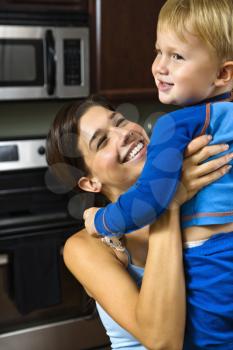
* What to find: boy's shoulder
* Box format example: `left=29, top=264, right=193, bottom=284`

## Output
left=151, top=101, right=233, bottom=140
left=209, top=101, right=233, bottom=132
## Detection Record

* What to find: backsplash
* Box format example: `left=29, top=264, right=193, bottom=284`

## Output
left=0, top=100, right=177, bottom=139
left=0, top=101, right=65, bottom=138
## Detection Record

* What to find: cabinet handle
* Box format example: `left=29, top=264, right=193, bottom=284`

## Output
left=0, top=254, right=8, bottom=266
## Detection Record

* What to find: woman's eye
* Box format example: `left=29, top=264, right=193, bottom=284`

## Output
left=116, top=118, right=127, bottom=126
left=172, top=53, right=183, bottom=60
left=97, top=136, right=108, bottom=149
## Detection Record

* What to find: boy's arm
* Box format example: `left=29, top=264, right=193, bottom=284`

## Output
left=94, top=105, right=207, bottom=236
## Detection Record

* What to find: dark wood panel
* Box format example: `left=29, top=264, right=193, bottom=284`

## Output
left=9, top=0, right=87, bottom=6
left=0, top=0, right=88, bottom=12
left=89, top=0, right=165, bottom=100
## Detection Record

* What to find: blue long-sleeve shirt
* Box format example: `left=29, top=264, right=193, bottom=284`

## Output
left=94, top=92, right=233, bottom=236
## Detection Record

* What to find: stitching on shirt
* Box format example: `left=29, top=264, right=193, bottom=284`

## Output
left=102, top=208, right=121, bottom=236
left=102, top=208, right=114, bottom=234
left=182, top=211, right=233, bottom=221
left=199, top=103, right=211, bottom=136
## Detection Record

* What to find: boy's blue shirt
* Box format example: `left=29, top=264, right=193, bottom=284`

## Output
left=95, top=93, right=233, bottom=236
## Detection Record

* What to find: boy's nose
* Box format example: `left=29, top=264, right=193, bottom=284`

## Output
left=152, top=56, right=169, bottom=75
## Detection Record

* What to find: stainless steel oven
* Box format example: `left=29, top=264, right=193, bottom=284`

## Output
left=0, top=138, right=110, bottom=350
left=0, top=25, right=89, bottom=100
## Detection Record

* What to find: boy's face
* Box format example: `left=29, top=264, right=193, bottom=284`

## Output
left=152, top=29, right=221, bottom=106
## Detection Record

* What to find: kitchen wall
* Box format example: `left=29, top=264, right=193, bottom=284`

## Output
left=0, top=101, right=64, bottom=138
left=0, top=99, right=176, bottom=139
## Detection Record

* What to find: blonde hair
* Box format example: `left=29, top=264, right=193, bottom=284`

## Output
left=157, top=0, right=233, bottom=61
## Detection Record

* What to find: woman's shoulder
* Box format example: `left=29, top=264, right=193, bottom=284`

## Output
left=64, top=228, right=95, bottom=246
left=64, top=229, right=109, bottom=261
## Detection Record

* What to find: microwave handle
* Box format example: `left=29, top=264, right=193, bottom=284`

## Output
left=45, top=30, right=56, bottom=95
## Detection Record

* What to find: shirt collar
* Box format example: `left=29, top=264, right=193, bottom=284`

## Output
left=197, top=91, right=232, bottom=105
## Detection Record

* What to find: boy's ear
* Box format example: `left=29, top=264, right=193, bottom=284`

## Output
left=215, top=61, right=233, bottom=87
left=78, top=176, right=102, bottom=193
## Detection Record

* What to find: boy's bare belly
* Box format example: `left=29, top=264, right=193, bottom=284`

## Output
left=183, top=222, right=233, bottom=242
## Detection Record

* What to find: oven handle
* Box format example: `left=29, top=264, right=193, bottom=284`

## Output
left=0, top=247, right=64, bottom=267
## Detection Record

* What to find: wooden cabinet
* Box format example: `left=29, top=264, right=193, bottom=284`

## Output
left=10, top=0, right=84, bottom=3
left=0, top=0, right=88, bottom=12
left=89, top=0, right=165, bottom=100
left=0, top=0, right=166, bottom=100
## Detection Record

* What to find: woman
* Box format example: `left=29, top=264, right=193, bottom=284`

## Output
left=46, top=96, right=231, bottom=350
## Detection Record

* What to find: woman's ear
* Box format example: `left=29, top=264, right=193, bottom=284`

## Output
left=215, top=61, right=233, bottom=87
left=78, top=176, right=102, bottom=193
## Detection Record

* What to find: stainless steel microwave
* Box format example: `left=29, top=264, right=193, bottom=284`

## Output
left=0, top=25, right=89, bottom=100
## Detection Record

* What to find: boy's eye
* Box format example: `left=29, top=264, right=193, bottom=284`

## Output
left=97, top=136, right=108, bottom=149
left=155, top=48, right=162, bottom=56
left=172, top=53, right=184, bottom=60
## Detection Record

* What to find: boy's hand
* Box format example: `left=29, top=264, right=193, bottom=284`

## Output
left=83, top=207, right=100, bottom=237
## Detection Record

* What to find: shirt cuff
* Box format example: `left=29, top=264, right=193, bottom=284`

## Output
left=94, top=207, right=122, bottom=237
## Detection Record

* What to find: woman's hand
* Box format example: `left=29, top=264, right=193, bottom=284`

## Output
left=172, top=135, right=233, bottom=207
left=83, top=207, right=100, bottom=236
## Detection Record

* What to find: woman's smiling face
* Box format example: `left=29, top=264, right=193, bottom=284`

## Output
left=77, top=105, right=149, bottom=199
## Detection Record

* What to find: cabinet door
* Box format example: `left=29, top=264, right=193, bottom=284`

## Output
left=89, top=0, right=165, bottom=100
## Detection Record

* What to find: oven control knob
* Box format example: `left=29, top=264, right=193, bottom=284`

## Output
left=38, top=146, right=45, bottom=156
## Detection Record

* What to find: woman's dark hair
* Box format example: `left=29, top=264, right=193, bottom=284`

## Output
left=46, top=95, right=115, bottom=190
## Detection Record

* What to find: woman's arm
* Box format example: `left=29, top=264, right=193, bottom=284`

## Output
left=64, top=209, right=183, bottom=350
left=135, top=207, right=185, bottom=350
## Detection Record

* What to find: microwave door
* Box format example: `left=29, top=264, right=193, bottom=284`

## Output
left=55, top=27, right=89, bottom=99
left=0, top=26, right=48, bottom=100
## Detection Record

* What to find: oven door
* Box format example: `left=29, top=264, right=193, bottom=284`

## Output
left=0, top=241, right=110, bottom=350
left=0, top=166, right=109, bottom=349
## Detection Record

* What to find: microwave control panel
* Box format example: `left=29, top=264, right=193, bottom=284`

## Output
left=64, top=39, right=81, bottom=86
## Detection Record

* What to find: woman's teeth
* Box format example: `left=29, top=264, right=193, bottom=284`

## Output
left=126, top=142, right=144, bottom=161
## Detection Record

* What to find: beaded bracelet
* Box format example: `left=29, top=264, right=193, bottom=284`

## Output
left=101, top=236, right=126, bottom=252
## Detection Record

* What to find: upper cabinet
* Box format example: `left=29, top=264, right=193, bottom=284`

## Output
left=0, top=0, right=88, bottom=12
left=89, top=0, right=165, bottom=100
left=0, top=0, right=166, bottom=100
